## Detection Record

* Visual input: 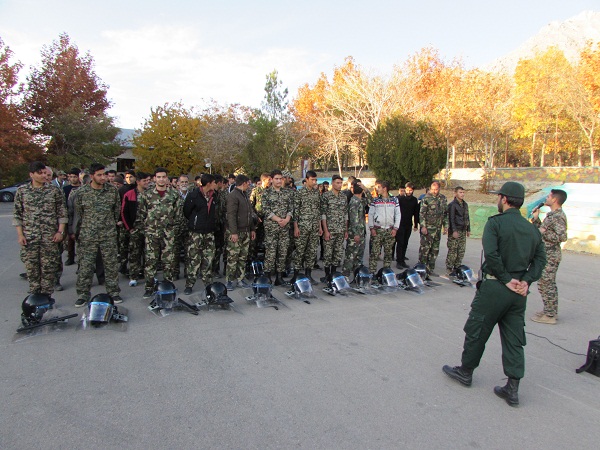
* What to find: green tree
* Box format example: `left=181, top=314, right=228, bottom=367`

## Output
left=242, top=114, right=280, bottom=177
left=366, top=116, right=445, bottom=188
left=133, top=102, right=204, bottom=174
left=23, top=33, right=119, bottom=168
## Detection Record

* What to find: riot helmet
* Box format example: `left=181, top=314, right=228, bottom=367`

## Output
left=293, top=276, right=314, bottom=297
left=413, top=263, right=428, bottom=281
left=21, top=293, right=55, bottom=326
left=404, top=268, right=425, bottom=290
left=253, top=275, right=272, bottom=299
left=456, top=265, right=477, bottom=284
left=251, top=260, right=264, bottom=277
left=376, top=267, right=398, bottom=287
left=205, top=282, right=233, bottom=305
left=88, top=293, right=115, bottom=326
left=155, top=281, right=177, bottom=309
left=353, top=265, right=372, bottom=289
left=331, top=272, right=350, bottom=293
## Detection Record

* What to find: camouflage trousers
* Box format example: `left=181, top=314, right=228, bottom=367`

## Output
left=128, top=228, right=145, bottom=279
left=323, top=231, right=345, bottom=267
left=76, top=238, right=120, bottom=301
left=285, top=226, right=295, bottom=270
left=445, top=230, right=467, bottom=271
left=56, top=241, right=64, bottom=283
left=144, top=229, right=176, bottom=289
left=293, top=224, right=320, bottom=270
left=225, top=230, right=251, bottom=283
left=343, top=233, right=366, bottom=273
left=419, top=228, right=442, bottom=274
left=264, top=222, right=290, bottom=273
left=118, top=225, right=129, bottom=263
left=538, top=246, right=561, bottom=316
left=369, top=228, right=396, bottom=272
left=186, top=232, right=215, bottom=288
left=21, top=239, right=60, bottom=295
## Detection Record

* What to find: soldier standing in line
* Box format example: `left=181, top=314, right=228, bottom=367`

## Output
left=74, top=163, right=122, bottom=306
left=368, top=180, right=400, bottom=274
left=531, top=189, right=568, bottom=325
left=249, top=172, right=272, bottom=261
left=121, top=172, right=151, bottom=286
left=443, top=182, right=546, bottom=407
left=320, top=175, right=348, bottom=284
left=395, top=182, right=419, bottom=269
left=262, top=170, right=294, bottom=286
left=342, top=183, right=367, bottom=276
left=182, top=174, right=218, bottom=295
left=418, top=181, right=448, bottom=278
left=282, top=170, right=296, bottom=274
left=63, top=168, right=81, bottom=266
left=117, top=170, right=137, bottom=276
left=211, top=175, right=228, bottom=277
left=445, top=186, right=471, bottom=276
left=290, top=170, right=322, bottom=284
left=13, top=161, right=67, bottom=296
left=135, top=167, right=183, bottom=299
left=225, top=175, right=255, bottom=290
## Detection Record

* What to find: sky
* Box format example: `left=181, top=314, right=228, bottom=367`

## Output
left=0, top=0, right=598, bottom=129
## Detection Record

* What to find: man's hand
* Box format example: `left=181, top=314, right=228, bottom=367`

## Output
left=452, top=231, right=459, bottom=239
left=370, top=228, right=376, bottom=237
left=467, top=232, right=471, bottom=238
left=353, top=235, right=361, bottom=244
left=323, top=230, right=331, bottom=241
left=230, top=233, right=239, bottom=243
left=251, top=231, right=256, bottom=240
left=17, top=234, right=27, bottom=246
left=505, top=278, right=521, bottom=294
left=540, top=227, right=546, bottom=234
left=442, top=227, right=447, bottom=235
left=52, top=232, right=64, bottom=243
left=293, top=223, right=300, bottom=238
left=532, top=210, right=540, bottom=220
left=391, top=229, right=397, bottom=238
left=421, top=226, right=428, bottom=235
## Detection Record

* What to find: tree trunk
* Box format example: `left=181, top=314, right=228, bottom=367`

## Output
left=530, top=132, right=536, bottom=167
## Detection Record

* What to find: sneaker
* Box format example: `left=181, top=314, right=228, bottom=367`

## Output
left=530, top=314, right=557, bottom=324
left=129, top=279, right=138, bottom=287
left=238, top=279, right=252, bottom=289
left=55, top=282, right=64, bottom=291
left=183, top=287, right=193, bottom=295
left=112, top=295, right=123, bottom=304
left=143, top=289, right=154, bottom=299
left=225, top=281, right=236, bottom=291
left=75, top=298, right=87, bottom=307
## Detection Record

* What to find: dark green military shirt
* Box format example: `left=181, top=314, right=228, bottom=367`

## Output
left=13, top=183, right=68, bottom=242
left=321, top=190, right=348, bottom=233
left=134, top=186, right=183, bottom=235
left=420, top=193, right=448, bottom=229
left=482, top=207, right=546, bottom=285
left=262, top=187, right=294, bottom=221
left=348, top=195, right=366, bottom=237
left=249, top=185, right=267, bottom=218
left=74, top=183, right=121, bottom=241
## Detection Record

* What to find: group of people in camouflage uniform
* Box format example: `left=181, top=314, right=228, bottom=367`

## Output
left=13, top=161, right=568, bottom=332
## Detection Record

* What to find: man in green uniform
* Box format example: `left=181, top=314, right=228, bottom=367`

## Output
left=418, top=181, right=447, bottom=277
left=13, top=161, right=67, bottom=296
left=291, top=170, right=322, bottom=284
left=262, top=169, right=294, bottom=285
left=342, top=183, right=367, bottom=275
left=320, top=175, right=348, bottom=284
left=443, top=182, right=546, bottom=407
left=135, top=167, right=183, bottom=298
left=74, top=163, right=122, bottom=306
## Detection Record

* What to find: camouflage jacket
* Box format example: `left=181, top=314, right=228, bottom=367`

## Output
left=348, top=195, right=366, bottom=237
left=74, top=183, right=121, bottom=241
left=262, top=187, right=294, bottom=222
left=533, top=208, right=568, bottom=249
left=13, top=183, right=68, bottom=242
left=249, top=185, right=267, bottom=218
left=419, top=193, right=448, bottom=230
left=293, top=186, right=321, bottom=228
left=134, top=186, right=183, bottom=235
left=321, top=190, right=348, bottom=233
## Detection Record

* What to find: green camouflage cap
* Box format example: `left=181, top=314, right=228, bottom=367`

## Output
left=490, top=181, right=525, bottom=199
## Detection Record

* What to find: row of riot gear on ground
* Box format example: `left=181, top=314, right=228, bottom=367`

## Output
left=17, top=262, right=478, bottom=336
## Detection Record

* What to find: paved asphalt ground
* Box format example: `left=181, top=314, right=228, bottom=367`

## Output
left=0, top=201, right=599, bottom=449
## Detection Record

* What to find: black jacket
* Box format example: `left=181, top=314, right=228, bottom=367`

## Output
left=447, top=198, right=470, bottom=233
left=398, top=194, right=420, bottom=228
left=183, top=188, right=216, bottom=234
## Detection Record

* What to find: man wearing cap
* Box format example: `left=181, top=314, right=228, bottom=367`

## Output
left=442, top=181, right=546, bottom=407
left=531, top=189, right=568, bottom=324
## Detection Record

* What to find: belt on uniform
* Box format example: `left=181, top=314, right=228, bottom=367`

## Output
left=484, top=274, right=497, bottom=280
left=372, top=226, right=392, bottom=230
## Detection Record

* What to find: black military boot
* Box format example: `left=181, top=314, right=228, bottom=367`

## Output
left=494, top=378, right=520, bottom=407
left=442, top=365, right=473, bottom=387
left=289, top=269, right=300, bottom=285
left=320, top=266, right=331, bottom=283
left=274, top=272, right=285, bottom=286
left=305, top=268, right=318, bottom=285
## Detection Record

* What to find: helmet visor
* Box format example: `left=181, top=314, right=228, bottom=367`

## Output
left=156, top=289, right=177, bottom=309
left=406, top=272, right=425, bottom=289
left=332, top=274, right=350, bottom=291
left=382, top=272, right=398, bottom=287
left=88, top=301, right=113, bottom=324
left=294, top=277, right=313, bottom=295
left=461, top=267, right=477, bottom=284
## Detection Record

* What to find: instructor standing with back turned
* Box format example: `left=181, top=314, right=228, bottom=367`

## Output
left=442, top=182, right=546, bottom=407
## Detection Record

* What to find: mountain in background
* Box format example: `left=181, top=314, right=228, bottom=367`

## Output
left=486, top=10, right=600, bottom=73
